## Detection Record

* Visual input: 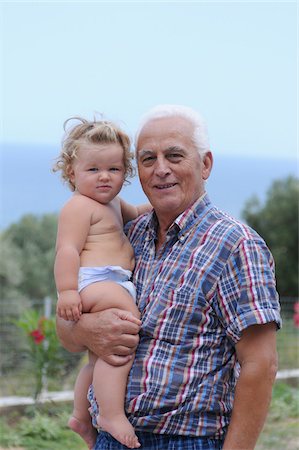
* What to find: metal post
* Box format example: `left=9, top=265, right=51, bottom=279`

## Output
left=41, top=296, right=52, bottom=395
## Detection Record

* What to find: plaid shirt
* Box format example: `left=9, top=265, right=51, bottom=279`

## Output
left=123, top=194, right=281, bottom=439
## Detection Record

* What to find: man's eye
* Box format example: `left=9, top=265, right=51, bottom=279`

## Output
left=168, top=153, right=182, bottom=160
left=142, top=156, right=155, bottom=165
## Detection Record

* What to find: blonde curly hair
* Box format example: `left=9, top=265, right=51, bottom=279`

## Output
left=53, top=116, right=134, bottom=191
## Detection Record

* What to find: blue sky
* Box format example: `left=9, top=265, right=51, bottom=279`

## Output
left=1, top=1, right=297, bottom=159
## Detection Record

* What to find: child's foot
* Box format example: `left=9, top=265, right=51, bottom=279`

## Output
left=68, top=416, right=97, bottom=450
left=97, top=414, right=140, bottom=449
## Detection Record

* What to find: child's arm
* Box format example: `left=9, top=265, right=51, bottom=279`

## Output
left=120, top=198, right=152, bottom=224
left=54, top=196, right=93, bottom=321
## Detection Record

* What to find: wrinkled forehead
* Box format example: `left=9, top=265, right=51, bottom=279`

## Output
left=136, top=116, right=195, bottom=153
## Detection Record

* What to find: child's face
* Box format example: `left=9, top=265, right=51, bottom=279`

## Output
left=70, top=142, right=126, bottom=204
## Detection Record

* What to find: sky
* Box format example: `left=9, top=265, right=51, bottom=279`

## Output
left=1, top=0, right=297, bottom=155
left=0, top=1, right=298, bottom=227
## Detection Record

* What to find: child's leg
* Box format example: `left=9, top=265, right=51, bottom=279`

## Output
left=68, top=351, right=98, bottom=449
left=93, top=355, right=139, bottom=449
left=81, top=282, right=140, bottom=449
left=81, top=280, right=140, bottom=319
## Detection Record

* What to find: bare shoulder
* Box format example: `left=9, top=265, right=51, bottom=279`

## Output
left=61, top=194, right=98, bottom=211
left=113, top=196, right=122, bottom=210
left=59, top=194, right=102, bottom=221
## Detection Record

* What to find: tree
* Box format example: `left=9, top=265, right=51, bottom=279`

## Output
left=242, top=176, right=299, bottom=297
left=1, top=213, right=80, bottom=377
left=0, top=233, right=24, bottom=299
left=3, top=213, right=58, bottom=300
left=0, top=234, right=31, bottom=373
left=1, top=215, right=58, bottom=373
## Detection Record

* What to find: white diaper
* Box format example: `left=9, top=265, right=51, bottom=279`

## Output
left=78, top=265, right=136, bottom=300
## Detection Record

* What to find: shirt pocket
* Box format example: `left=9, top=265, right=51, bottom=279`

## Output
left=142, top=286, right=209, bottom=346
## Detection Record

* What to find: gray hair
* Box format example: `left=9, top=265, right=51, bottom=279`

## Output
left=135, top=104, right=210, bottom=156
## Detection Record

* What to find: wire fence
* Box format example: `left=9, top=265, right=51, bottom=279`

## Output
left=0, top=296, right=298, bottom=399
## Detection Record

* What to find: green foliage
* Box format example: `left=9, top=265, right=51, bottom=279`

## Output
left=0, top=382, right=297, bottom=450
left=269, top=382, right=299, bottom=420
left=0, top=406, right=86, bottom=450
left=0, top=234, right=24, bottom=297
left=277, top=318, right=299, bottom=370
left=0, top=233, right=31, bottom=372
left=3, top=213, right=58, bottom=299
left=20, top=411, right=61, bottom=440
left=0, top=213, right=60, bottom=374
left=0, top=419, right=23, bottom=447
left=256, top=382, right=299, bottom=450
left=15, top=309, right=63, bottom=399
left=242, top=176, right=299, bottom=297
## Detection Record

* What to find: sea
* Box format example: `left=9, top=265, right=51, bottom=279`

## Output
left=1, top=143, right=298, bottom=230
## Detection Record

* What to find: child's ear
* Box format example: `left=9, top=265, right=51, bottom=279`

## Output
left=66, top=165, right=75, bottom=185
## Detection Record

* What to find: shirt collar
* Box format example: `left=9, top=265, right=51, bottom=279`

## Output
left=144, top=193, right=212, bottom=241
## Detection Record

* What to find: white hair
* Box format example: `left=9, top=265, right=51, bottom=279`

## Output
left=135, top=104, right=210, bottom=156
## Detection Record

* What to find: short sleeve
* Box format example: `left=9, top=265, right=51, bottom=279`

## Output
left=213, top=237, right=282, bottom=343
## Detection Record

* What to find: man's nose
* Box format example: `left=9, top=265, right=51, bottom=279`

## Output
left=154, top=156, right=171, bottom=177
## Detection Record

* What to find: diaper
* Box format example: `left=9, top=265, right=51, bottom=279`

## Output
left=78, top=265, right=136, bottom=300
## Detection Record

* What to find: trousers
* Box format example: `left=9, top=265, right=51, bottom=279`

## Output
left=93, top=430, right=224, bottom=450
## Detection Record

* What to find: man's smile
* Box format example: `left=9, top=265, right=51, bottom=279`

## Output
left=154, top=183, right=177, bottom=190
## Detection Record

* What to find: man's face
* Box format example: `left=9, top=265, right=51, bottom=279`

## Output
left=136, top=116, right=212, bottom=225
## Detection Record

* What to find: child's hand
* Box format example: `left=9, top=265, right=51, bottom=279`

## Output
left=118, top=310, right=142, bottom=326
left=56, top=290, right=82, bottom=321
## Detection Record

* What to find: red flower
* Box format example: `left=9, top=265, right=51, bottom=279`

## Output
left=29, top=329, right=45, bottom=344
left=294, top=302, right=299, bottom=329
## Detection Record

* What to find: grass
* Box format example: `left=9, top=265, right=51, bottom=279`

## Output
left=0, top=403, right=86, bottom=450
left=0, top=358, right=81, bottom=398
left=1, top=324, right=298, bottom=397
left=256, top=381, right=299, bottom=450
left=0, top=321, right=297, bottom=449
left=276, top=319, right=299, bottom=370
left=1, top=320, right=297, bottom=397
left=0, top=382, right=298, bottom=450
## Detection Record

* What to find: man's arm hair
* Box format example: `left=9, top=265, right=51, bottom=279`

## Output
left=56, top=309, right=141, bottom=366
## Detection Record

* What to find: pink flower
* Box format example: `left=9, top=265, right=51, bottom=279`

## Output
left=29, top=329, right=45, bottom=344
left=294, top=302, right=299, bottom=329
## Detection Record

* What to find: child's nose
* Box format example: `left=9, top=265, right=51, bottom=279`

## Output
left=99, top=170, right=110, bottom=180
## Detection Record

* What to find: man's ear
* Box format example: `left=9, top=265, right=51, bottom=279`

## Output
left=202, top=151, right=213, bottom=180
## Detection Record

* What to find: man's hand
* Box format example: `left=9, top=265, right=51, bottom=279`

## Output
left=56, top=308, right=141, bottom=366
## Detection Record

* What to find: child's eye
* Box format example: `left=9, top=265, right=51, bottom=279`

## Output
left=110, top=167, right=120, bottom=172
left=88, top=167, right=98, bottom=172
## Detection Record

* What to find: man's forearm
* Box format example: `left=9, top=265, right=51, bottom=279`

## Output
left=223, top=361, right=277, bottom=449
left=56, top=315, right=87, bottom=353
left=56, top=308, right=141, bottom=364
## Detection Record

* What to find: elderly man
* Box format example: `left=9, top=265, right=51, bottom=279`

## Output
left=57, top=105, right=281, bottom=450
